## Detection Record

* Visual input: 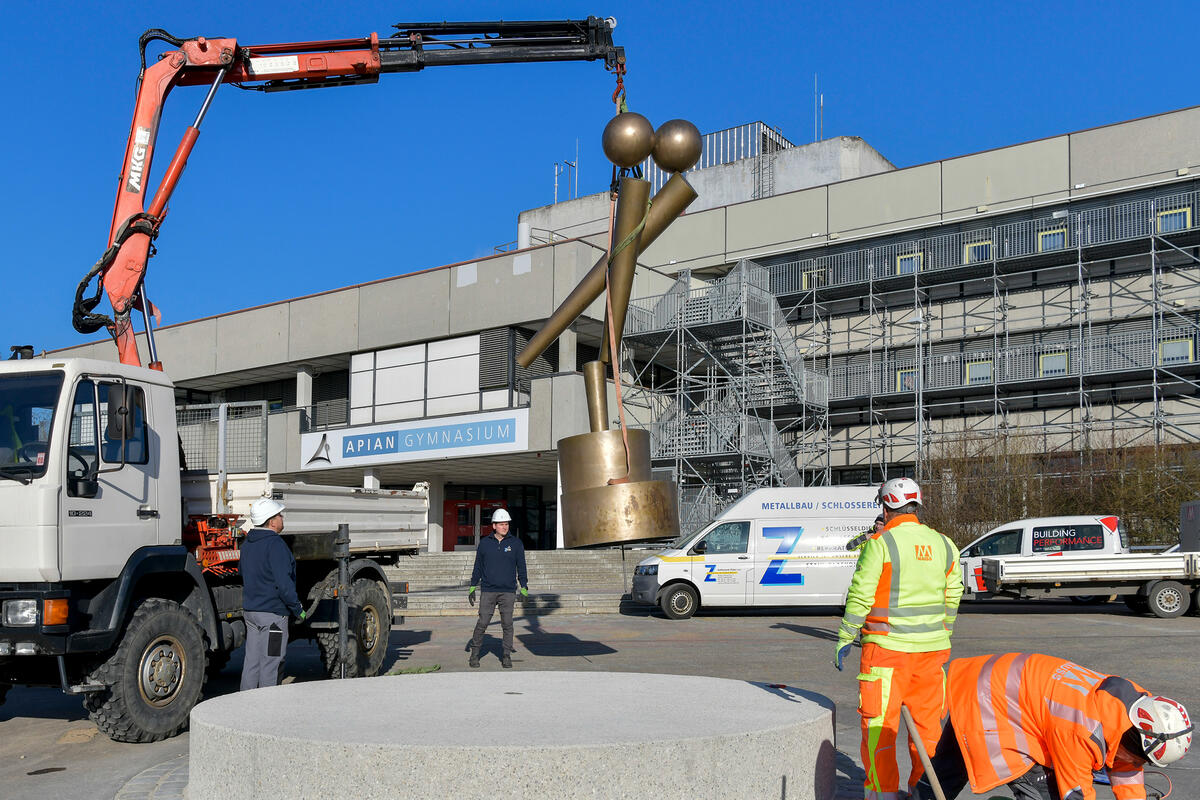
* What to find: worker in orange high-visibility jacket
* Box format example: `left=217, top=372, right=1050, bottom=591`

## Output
left=912, top=653, right=1193, bottom=800
left=835, top=476, right=963, bottom=800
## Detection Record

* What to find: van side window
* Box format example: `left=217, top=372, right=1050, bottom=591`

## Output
left=973, top=529, right=1021, bottom=557
left=700, top=522, right=750, bottom=554
left=1031, top=524, right=1104, bottom=553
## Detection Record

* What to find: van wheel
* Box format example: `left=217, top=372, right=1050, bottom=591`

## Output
left=660, top=585, right=698, bottom=620
left=1147, top=581, right=1190, bottom=619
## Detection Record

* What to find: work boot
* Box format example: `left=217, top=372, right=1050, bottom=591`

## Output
left=468, top=648, right=480, bottom=668
left=501, top=653, right=512, bottom=669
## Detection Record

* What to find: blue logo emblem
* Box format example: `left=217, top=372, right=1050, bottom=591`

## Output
left=760, top=526, right=805, bottom=585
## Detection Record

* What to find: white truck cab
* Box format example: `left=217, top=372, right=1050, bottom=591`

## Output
left=631, top=487, right=878, bottom=619
left=959, top=515, right=1126, bottom=597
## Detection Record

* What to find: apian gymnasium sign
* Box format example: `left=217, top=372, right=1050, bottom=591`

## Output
left=299, top=409, right=529, bottom=470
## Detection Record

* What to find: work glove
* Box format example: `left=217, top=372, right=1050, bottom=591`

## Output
left=468, top=586, right=477, bottom=606
left=296, top=609, right=307, bottom=623
left=834, top=643, right=852, bottom=672
left=519, top=587, right=529, bottom=598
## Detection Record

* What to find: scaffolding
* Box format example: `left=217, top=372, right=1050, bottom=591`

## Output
left=620, top=180, right=1200, bottom=531
left=759, top=183, right=1200, bottom=484
left=623, top=260, right=830, bottom=532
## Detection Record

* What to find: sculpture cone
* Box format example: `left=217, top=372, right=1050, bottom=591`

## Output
left=515, top=173, right=698, bottom=370
left=599, top=176, right=651, bottom=364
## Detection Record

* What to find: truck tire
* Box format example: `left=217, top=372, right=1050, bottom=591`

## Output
left=84, top=598, right=208, bottom=742
left=317, top=578, right=390, bottom=678
left=660, top=584, right=698, bottom=620
left=1146, top=581, right=1190, bottom=619
left=1123, top=594, right=1149, bottom=614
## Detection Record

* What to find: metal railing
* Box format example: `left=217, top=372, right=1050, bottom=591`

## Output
left=639, top=121, right=794, bottom=193
left=177, top=402, right=267, bottom=474
left=766, top=188, right=1200, bottom=295
left=827, top=326, right=1199, bottom=400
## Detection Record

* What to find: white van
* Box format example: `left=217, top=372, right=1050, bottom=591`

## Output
left=630, top=486, right=878, bottom=619
left=958, top=515, right=1127, bottom=598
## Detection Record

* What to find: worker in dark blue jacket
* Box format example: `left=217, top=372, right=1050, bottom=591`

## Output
left=467, top=508, right=528, bottom=669
left=239, top=497, right=305, bottom=690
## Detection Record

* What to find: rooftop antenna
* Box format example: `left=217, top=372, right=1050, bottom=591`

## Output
left=813, top=74, right=817, bottom=142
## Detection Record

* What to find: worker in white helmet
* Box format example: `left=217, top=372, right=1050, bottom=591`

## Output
left=240, top=496, right=305, bottom=690
left=467, top=508, right=528, bottom=669
left=836, top=476, right=964, bottom=799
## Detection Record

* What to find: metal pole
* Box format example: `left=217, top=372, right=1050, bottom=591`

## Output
left=335, top=523, right=350, bottom=679
left=901, top=704, right=947, bottom=800
left=216, top=403, right=228, bottom=515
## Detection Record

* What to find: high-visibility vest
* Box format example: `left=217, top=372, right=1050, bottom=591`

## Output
left=947, top=653, right=1148, bottom=800
left=839, top=514, right=963, bottom=653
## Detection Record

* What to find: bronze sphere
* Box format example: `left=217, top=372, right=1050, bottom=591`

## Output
left=651, top=119, right=702, bottom=173
left=602, top=112, right=656, bottom=168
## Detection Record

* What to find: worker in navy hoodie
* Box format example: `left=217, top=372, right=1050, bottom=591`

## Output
left=467, top=508, right=528, bottom=668
left=240, top=497, right=306, bottom=690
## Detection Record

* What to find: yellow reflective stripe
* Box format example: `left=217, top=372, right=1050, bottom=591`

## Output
left=654, top=555, right=704, bottom=563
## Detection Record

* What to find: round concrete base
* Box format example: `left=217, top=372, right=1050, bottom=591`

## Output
left=189, top=671, right=836, bottom=799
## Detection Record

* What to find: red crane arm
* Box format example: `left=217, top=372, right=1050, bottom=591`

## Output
left=78, top=19, right=623, bottom=368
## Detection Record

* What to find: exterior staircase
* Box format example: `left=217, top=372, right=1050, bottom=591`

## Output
left=385, top=549, right=650, bottom=617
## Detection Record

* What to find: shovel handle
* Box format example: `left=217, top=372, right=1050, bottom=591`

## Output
left=901, top=704, right=947, bottom=800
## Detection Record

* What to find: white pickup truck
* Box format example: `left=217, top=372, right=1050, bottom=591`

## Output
left=959, top=515, right=1127, bottom=600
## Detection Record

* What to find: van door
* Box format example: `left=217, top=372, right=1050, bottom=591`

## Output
left=750, top=520, right=810, bottom=605
left=691, top=521, right=752, bottom=606
left=960, top=528, right=1022, bottom=595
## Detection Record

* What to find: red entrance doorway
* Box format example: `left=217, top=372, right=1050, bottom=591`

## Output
left=442, top=500, right=507, bottom=551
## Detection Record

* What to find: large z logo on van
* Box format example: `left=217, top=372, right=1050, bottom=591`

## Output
left=760, top=526, right=805, bottom=586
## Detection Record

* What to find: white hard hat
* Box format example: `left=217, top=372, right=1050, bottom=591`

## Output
left=879, top=477, right=922, bottom=509
left=1129, top=694, right=1193, bottom=766
left=491, top=508, right=512, bottom=523
left=249, top=497, right=286, bottom=526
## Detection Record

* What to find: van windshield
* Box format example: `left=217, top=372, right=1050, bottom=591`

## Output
left=0, top=371, right=65, bottom=482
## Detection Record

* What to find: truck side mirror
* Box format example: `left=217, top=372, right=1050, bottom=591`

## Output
left=106, top=385, right=129, bottom=442
left=69, top=475, right=99, bottom=499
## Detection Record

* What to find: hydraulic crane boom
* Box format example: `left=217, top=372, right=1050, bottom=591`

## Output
left=73, top=18, right=625, bottom=369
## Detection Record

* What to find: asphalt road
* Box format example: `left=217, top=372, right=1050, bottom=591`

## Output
left=2, top=599, right=1197, bottom=800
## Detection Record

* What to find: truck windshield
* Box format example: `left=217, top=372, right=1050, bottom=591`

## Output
left=0, top=371, right=64, bottom=482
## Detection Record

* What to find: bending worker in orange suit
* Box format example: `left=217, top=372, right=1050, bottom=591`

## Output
left=835, top=477, right=963, bottom=800
left=912, top=653, right=1192, bottom=800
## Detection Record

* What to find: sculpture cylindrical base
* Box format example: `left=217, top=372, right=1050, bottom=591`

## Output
left=561, top=479, right=678, bottom=547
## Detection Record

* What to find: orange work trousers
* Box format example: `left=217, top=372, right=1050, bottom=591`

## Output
left=857, top=643, right=950, bottom=800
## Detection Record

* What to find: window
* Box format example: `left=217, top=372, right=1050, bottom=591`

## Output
left=963, top=240, right=992, bottom=264
left=896, top=368, right=918, bottom=392
left=1157, top=207, right=1192, bottom=233
left=965, top=360, right=993, bottom=385
left=1031, top=524, right=1105, bottom=553
left=0, top=372, right=64, bottom=480
left=1038, top=351, right=1069, bottom=377
left=698, top=521, right=750, bottom=554
left=896, top=252, right=923, bottom=275
left=1037, top=227, right=1068, bottom=252
left=967, top=529, right=1021, bottom=558
left=1160, top=337, right=1194, bottom=365
left=802, top=267, right=826, bottom=290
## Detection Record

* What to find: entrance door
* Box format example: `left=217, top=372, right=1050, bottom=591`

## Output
left=442, top=500, right=509, bottom=551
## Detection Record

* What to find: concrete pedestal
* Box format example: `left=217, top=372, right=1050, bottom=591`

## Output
left=189, top=671, right=836, bottom=799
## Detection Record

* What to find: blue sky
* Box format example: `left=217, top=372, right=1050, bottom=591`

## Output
left=6, top=0, right=1197, bottom=354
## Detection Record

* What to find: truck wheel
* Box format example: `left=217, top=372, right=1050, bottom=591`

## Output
left=1147, top=581, right=1190, bottom=619
left=317, top=578, right=390, bottom=678
left=660, top=585, right=698, bottom=620
left=84, top=598, right=208, bottom=742
left=1123, top=594, right=1149, bottom=614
